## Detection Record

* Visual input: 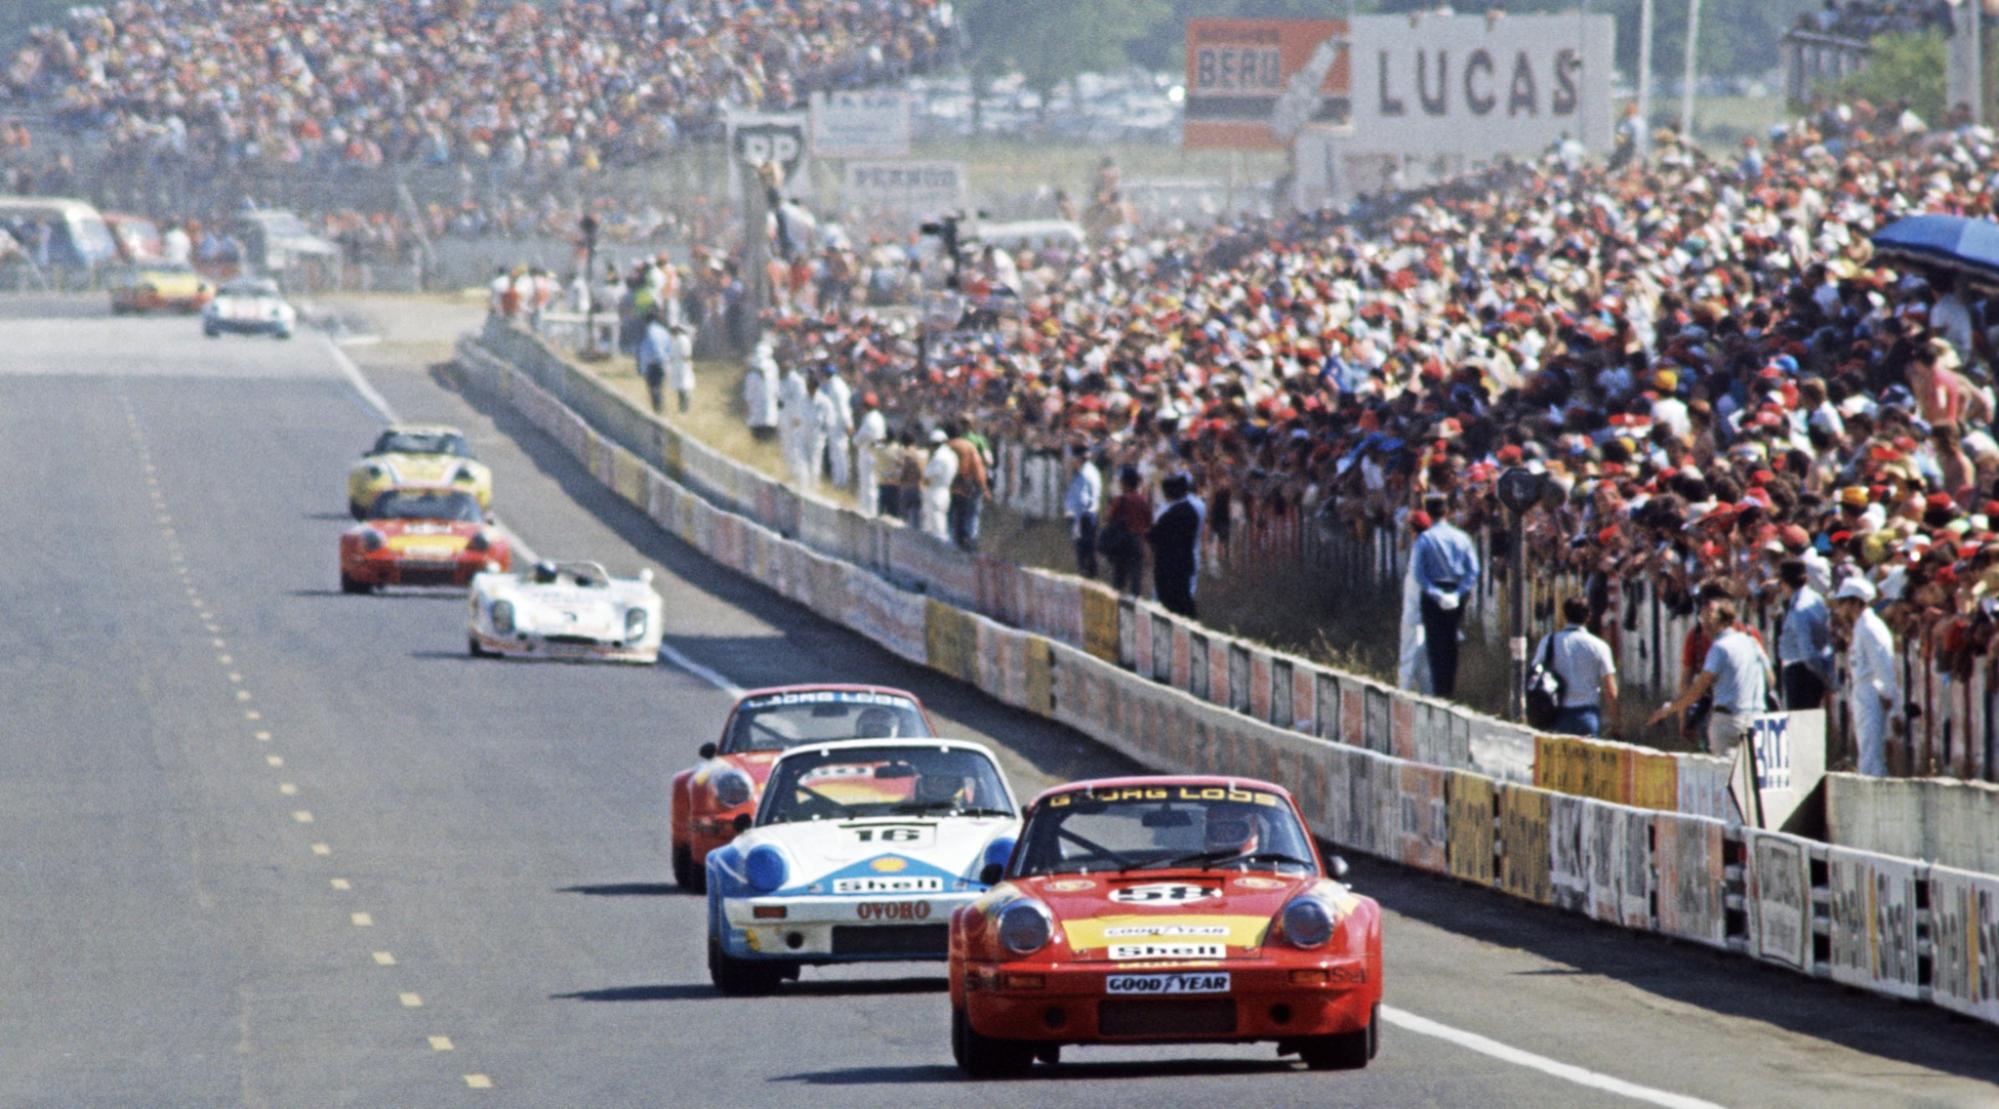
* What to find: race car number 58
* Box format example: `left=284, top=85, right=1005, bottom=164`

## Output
left=1105, top=972, right=1230, bottom=995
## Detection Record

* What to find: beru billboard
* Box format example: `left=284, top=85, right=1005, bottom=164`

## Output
left=1350, top=13, right=1614, bottom=159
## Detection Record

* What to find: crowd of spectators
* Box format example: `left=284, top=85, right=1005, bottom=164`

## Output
left=746, top=102, right=1999, bottom=775
left=5, top=0, right=957, bottom=176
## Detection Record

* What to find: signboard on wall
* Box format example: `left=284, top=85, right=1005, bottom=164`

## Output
left=1348, top=13, right=1615, bottom=158
left=1729, top=710, right=1827, bottom=833
left=810, top=90, right=912, bottom=159
left=1183, top=18, right=1348, bottom=150
left=842, top=160, right=967, bottom=217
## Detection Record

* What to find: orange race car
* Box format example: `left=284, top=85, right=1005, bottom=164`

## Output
left=669, top=685, right=935, bottom=890
left=948, top=776, right=1382, bottom=1077
left=339, top=487, right=510, bottom=594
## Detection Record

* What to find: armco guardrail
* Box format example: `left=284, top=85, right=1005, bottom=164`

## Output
left=455, top=326, right=1999, bottom=1032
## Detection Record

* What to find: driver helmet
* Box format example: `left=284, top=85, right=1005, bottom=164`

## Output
left=1203, top=809, right=1260, bottom=857
left=854, top=705, right=899, bottom=739
left=533, top=560, right=559, bottom=584
left=913, top=770, right=964, bottom=808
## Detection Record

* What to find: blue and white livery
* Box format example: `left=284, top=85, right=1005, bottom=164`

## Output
left=706, top=738, right=1020, bottom=993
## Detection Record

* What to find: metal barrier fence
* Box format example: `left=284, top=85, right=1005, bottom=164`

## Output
left=455, top=322, right=1999, bottom=1033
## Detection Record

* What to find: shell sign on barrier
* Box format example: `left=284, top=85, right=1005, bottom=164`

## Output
left=1446, top=769, right=1496, bottom=886
left=1653, top=813, right=1727, bottom=949
left=1929, top=864, right=1999, bottom=1023
left=1498, top=784, right=1553, bottom=905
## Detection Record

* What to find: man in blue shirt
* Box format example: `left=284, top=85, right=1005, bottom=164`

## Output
left=1062, top=444, right=1102, bottom=579
left=1775, top=559, right=1832, bottom=710
left=1410, top=493, right=1481, bottom=698
left=1647, top=596, right=1773, bottom=756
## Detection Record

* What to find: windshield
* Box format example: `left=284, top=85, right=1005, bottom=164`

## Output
left=759, top=744, right=1010, bottom=825
left=366, top=490, right=481, bottom=522
left=373, top=430, right=471, bottom=457
left=1013, top=784, right=1318, bottom=878
left=221, top=278, right=280, bottom=297
left=724, top=690, right=926, bottom=753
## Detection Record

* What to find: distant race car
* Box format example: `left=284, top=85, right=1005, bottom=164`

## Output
left=467, top=560, right=662, bottom=663
left=947, top=776, right=1383, bottom=1076
left=109, top=260, right=212, bottom=314
left=705, top=739, right=1021, bottom=994
left=669, top=685, right=935, bottom=890
left=348, top=423, right=492, bottom=519
left=202, top=276, right=295, bottom=339
left=339, top=488, right=509, bottom=594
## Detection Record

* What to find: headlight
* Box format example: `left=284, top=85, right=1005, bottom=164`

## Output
left=360, top=528, right=385, bottom=552
left=467, top=530, right=491, bottom=553
left=490, top=599, right=515, bottom=634
left=995, top=900, right=1053, bottom=956
left=744, top=844, right=787, bottom=893
left=1280, top=896, right=1336, bottom=949
left=711, top=767, right=753, bottom=809
left=365, top=464, right=385, bottom=480
left=624, top=607, right=648, bottom=639
left=453, top=466, right=476, bottom=484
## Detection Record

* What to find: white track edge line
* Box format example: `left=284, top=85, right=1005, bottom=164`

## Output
left=322, top=332, right=399, bottom=423
left=1381, top=1006, right=1725, bottom=1108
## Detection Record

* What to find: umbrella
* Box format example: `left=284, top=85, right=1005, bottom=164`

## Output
left=1870, top=214, right=1999, bottom=283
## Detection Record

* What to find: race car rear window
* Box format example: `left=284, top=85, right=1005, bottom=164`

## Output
left=373, top=431, right=471, bottom=457
left=724, top=691, right=925, bottom=752
left=366, top=489, right=481, bottom=522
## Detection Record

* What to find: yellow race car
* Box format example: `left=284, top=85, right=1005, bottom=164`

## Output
left=109, top=261, right=214, bottom=314
left=347, top=424, right=493, bottom=519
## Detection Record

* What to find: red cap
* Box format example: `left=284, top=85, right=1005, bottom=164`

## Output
left=1497, top=444, right=1524, bottom=465
left=1409, top=511, right=1433, bottom=531
left=861, top=392, right=879, bottom=407
left=1927, top=492, right=1955, bottom=511
left=1779, top=523, right=1810, bottom=549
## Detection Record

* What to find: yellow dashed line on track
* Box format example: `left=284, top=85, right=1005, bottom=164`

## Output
left=253, top=730, right=271, bottom=741
left=463, top=1074, right=492, bottom=1089
left=199, top=611, right=214, bottom=620
left=373, top=952, right=397, bottom=966
left=399, top=992, right=423, bottom=1008
left=266, top=755, right=283, bottom=767
left=310, top=843, right=332, bottom=856
left=279, top=783, right=298, bottom=796
left=330, top=879, right=350, bottom=891
left=218, top=654, right=233, bottom=664
left=235, top=691, right=252, bottom=702
left=228, top=673, right=244, bottom=684
left=428, top=1036, right=454, bottom=1052
left=351, top=912, right=373, bottom=927
left=292, top=810, right=313, bottom=824
left=211, top=637, right=226, bottom=648
left=206, top=623, right=222, bottom=634
left=244, top=710, right=260, bottom=720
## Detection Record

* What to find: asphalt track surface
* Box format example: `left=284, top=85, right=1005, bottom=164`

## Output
left=1, top=296, right=1995, bottom=1108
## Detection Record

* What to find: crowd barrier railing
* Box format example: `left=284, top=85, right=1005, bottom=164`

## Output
left=462, top=321, right=1993, bottom=861
left=455, top=325, right=1999, bottom=1033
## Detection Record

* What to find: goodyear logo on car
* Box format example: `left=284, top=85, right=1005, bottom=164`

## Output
left=1063, top=914, right=1272, bottom=951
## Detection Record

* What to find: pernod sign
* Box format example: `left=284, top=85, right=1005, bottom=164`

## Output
left=1350, top=13, right=1613, bottom=158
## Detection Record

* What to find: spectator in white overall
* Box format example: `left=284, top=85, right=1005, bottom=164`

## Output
left=779, top=362, right=813, bottom=488
left=744, top=340, right=780, bottom=437
left=851, top=393, right=888, bottom=517
left=1833, top=576, right=1898, bottom=777
left=819, top=365, right=854, bottom=489
left=1397, top=510, right=1433, bottom=695
left=922, top=429, right=958, bottom=540
left=664, top=323, right=695, bottom=414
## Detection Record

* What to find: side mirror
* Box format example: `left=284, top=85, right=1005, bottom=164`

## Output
left=732, top=813, right=754, bottom=834
left=698, top=742, right=717, bottom=760
left=978, top=863, right=1005, bottom=887
left=1329, top=855, right=1351, bottom=882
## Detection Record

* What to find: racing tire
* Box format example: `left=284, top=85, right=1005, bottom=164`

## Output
left=707, top=935, right=783, bottom=996
left=348, top=501, right=367, bottom=521
left=339, top=572, right=372, bottom=595
left=203, top=323, right=220, bottom=338
left=1297, top=1004, right=1377, bottom=1071
left=469, top=635, right=491, bottom=658
left=672, top=843, right=704, bottom=891
left=1034, top=1044, right=1061, bottom=1066
left=952, top=1006, right=1034, bottom=1078
left=274, top=330, right=293, bottom=341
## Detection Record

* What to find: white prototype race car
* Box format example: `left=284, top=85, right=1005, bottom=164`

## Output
left=202, top=276, right=297, bottom=339
left=467, top=559, right=662, bottom=663
left=706, top=739, right=1021, bottom=994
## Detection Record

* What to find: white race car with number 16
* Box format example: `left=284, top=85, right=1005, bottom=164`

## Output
left=706, top=739, right=1021, bottom=994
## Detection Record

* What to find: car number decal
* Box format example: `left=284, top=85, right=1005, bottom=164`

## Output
left=1104, top=972, right=1230, bottom=995
left=1108, top=882, right=1219, bottom=906
left=1108, top=942, right=1227, bottom=961
left=832, top=876, right=943, bottom=894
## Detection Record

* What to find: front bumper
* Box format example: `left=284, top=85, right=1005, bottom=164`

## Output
left=717, top=892, right=983, bottom=963
left=346, top=553, right=493, bottom=587
left=962, top=957, right=1375, bottom=1043
left=207, top=316, right=291, bottom=334
left=471, top=627, right=656, bottom=663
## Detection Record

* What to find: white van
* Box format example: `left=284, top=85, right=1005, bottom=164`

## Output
left=0, top=196, right=119, bottom=271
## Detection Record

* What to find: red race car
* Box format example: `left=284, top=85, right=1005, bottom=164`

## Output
left=668, top=685, right=935, bottom=890
left=948, top=776, right=1382, bottom=1076
left=339, top=487, right=511, bottom=594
